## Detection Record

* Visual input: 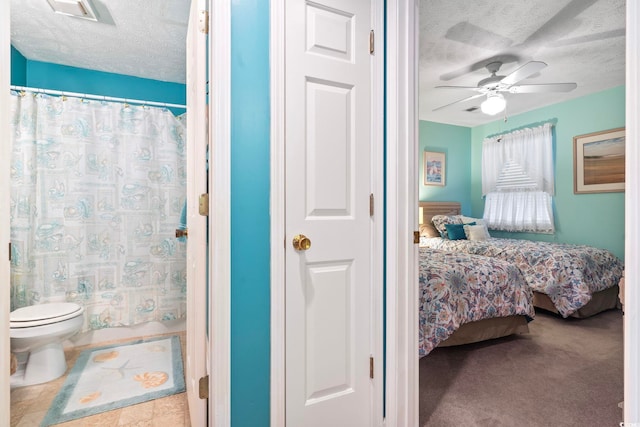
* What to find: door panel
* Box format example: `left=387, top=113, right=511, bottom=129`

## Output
left=306, top=3, right=354, bottom=61
left=285, top=0, right=373, bottom=425
left=306, top=80, right=354, bottom=216
left=304, top=260, right=354, bottom=402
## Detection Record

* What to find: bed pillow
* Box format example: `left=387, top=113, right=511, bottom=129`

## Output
left=460, top=215, right=486, bottom=227
left=445, top=222, right=475, bottom=240
left=431, top=215, right=463, bottom=238
left=464, top=224, right=491, bottom=241
left=419, top=223, right=440, bottom=238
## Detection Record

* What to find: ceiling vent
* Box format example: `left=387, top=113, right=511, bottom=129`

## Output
left=46, top=0, right=99, bottom=21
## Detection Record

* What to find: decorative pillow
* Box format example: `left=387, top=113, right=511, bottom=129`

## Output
left=464, top=224, right=491, bottom=241
left=460, top=215, right=485, bottom=226
left=431, top=215, right=463, bottom=238
left=445, top=222, right=475, bottom=240
left=419, top=223, right=440, bottom=238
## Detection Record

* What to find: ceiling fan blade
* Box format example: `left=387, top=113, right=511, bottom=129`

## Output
left=509, top=83, right=577, bottom=93
left=551, top=28, right=625, bottom=47
left=500, top=61, right=547, bottom=86
left=432, top=93, right=485, bottom=112
left=435, top=86, right=484, bottom=91
left=444, top=22, right=513, bottom=50
left=520, top=0, right=599, bottom=49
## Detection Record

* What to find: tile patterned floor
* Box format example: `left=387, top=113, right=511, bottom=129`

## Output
left=10, top=333, right=191, bottom=427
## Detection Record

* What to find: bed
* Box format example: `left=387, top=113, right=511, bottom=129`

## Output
left=419, top=247, right=535, bottom=356
left=419, top=201, right=624, bottom=319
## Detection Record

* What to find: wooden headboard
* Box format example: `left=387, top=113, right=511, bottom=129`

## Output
left=419, top=201, right=461, bottom=226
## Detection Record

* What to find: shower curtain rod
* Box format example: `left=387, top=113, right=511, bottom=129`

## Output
left=10, top=85, right=187, bottom=109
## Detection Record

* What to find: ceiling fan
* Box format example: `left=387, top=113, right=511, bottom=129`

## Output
left=433, top=61, right=577, bottom=115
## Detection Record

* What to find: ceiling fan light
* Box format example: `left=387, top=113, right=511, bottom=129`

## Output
left=481, top=93, right=506, bottom=115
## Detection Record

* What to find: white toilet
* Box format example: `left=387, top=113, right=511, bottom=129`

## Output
left=10, top=302, right=85, bottom=388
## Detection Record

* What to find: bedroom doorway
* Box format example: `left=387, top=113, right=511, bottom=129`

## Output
left=416, top=0, right=631, bottom=425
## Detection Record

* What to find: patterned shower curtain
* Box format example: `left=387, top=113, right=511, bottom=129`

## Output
left=9, top=92, right=187, bottom=333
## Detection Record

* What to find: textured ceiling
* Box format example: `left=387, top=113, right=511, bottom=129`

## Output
left=10, top=0, right=190, bottom=84
left=419, top=0, right=626, bottom=127
left=10, top=0, right=626, bottom=121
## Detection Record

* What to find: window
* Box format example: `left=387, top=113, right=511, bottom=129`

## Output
left=482, top=123, right=555, bottom=233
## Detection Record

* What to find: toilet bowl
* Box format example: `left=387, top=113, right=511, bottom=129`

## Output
left=10, top=302, right=84, bottom=387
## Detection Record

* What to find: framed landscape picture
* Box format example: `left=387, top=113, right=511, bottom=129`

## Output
left=573, top=127, right=625, bottom=194
left=424, top=151, right=446, bottom=186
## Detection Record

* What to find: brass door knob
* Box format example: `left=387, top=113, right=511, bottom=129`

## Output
left=292, top=234, right=311, bottom=251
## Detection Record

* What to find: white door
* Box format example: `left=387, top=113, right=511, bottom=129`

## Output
left=285, top=0, right=375, bottom=425
left=185, top=0, right=208, bottom=425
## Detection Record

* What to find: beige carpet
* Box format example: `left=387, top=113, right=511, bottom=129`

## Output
left=419, top=309, right=623, bottom=427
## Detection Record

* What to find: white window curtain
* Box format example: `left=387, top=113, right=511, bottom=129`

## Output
left=482, top=123, right=555, bottom=233
left=484, top=191, right=554, bottom=233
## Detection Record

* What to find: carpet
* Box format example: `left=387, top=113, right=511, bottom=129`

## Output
left=41, top=335, right=185, bottom=426
left=420, top=309, right=623, bottom=427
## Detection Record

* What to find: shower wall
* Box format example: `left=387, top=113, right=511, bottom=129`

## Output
left=10, top=47, right=26, bottom=86
left=10, top=47, right=186, bottom=113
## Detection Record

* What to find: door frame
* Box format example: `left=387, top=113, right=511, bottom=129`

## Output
left=269, top=0, right=416, bottom=425
left=625, top=2, right=640, bottom=422
left=269, top=1, right=286, bottom=424
left=185, top=0, right=209, bottom=424
left=209, top=0, right=232, bottom=425
left=1, top=0, right=11, bottom=424
left=382, top=1, right=419, bottom=425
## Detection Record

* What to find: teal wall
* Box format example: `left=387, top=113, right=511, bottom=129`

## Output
left=230, top=0, right=270, bottom=426
left=419, top=121, right=472, bottom=214
left=470, top=86, right=625, bottom=259
left=10, top=46, right=26, bottom=86
left=10, top=51, right=185, bottom=115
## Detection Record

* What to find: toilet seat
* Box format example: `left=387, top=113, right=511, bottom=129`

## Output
left=10, top=303, right=84, bottom=328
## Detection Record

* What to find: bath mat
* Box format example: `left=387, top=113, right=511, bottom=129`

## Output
left=40, top=335, right=185, bottom=426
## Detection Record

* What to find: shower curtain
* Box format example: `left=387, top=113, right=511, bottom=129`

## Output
left=9, top=92, right=187, bottom=333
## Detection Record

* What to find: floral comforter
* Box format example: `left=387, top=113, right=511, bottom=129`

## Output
left=420, top=237, right=624, bottom=318
left=419, top=247, right=534, bottom=357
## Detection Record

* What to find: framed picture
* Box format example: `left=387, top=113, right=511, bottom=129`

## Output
left=424, top=151, right=446, bottom=186
left=574, top=127, right=625, bottom=194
